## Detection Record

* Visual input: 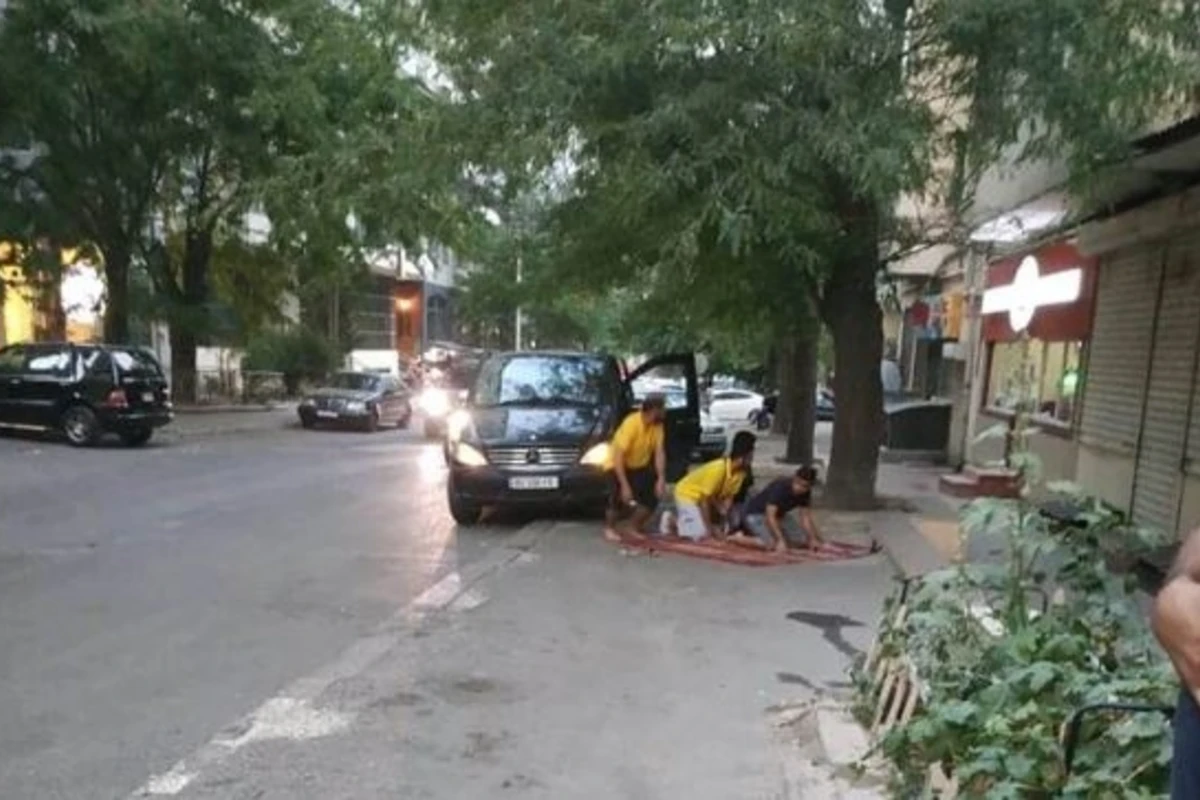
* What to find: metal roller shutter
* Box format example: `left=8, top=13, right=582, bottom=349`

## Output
left=1132, top=238, right=1200, bottom=536
left=1183, top=236, right=1200, bottom=478
left=1079, top=247, right=1159, bottom=454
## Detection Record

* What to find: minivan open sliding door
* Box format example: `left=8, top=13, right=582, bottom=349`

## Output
left=624, top=353, right=701, bottom=482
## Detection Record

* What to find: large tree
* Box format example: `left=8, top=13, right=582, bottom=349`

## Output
left=1, top=0, right=464, bottom=394
left=425, top=0, right=1195, bottom=507
left=0, top=0, right=191, bottom=341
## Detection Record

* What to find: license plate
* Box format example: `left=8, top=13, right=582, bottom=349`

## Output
left=508, top=476, right=560, bottom=491
left=316, top=410, right=338, bottom=419
left=142, top=392, right=155, bottom=402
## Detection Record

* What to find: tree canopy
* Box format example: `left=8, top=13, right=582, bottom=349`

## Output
left=426, top=0, right=1197, bottom=507
left=0, top=0, right=469, bottom=395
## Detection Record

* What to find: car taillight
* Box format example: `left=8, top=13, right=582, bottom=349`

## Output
left=103, top=389, right=129, bottom=409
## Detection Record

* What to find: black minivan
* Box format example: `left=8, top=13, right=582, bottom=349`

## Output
left=0, top=342, right=173, bottom=447
left=444, top=350, right=700, bottom=525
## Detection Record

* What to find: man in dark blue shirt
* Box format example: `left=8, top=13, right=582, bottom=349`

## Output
left=1154, top=526, right=1200, bottom=798
left=729, top=466, right=823, bottom=553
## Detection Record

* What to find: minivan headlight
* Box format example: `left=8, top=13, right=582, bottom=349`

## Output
left=579, top=442, right=610, bottom=467
left=453, top=442, right=488, bottom=467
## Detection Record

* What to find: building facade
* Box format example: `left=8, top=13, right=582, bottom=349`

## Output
left=942, top=114, right=1200, bottom=541
left=345, top=241, right=468, bottom=375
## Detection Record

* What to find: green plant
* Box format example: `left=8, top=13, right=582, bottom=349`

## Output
left=859, top=336, right=1176, bottom=796
left=243, top=328, right=340, bottom=396
left=862, top=491, right=1175, bottom=797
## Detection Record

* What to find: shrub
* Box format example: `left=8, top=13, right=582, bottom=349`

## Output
left=863, top=494, right=1174, bottom=798
left=243, top=328, right=340, bottom=395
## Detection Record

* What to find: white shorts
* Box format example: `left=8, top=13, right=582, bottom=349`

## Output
left=667, top=501, right=708, bottom=540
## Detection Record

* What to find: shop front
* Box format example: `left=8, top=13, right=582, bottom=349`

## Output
left=969, top=240, right=1097, bottom=483
left=1075, top=185, right=1200, bottom=540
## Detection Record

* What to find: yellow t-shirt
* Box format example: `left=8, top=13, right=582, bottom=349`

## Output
left=606, top=411, right=663, bottom=470
left=674, top=458, right=745, bottom=505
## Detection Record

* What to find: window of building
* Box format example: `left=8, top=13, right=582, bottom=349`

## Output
left=427, top=295, right=449, bottom=343
left=985, top=339, right=1084, bottom=426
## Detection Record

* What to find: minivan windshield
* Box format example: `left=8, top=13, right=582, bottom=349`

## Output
left=473, top=355, right=614, bottom=408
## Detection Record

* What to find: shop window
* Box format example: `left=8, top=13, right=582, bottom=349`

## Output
left=985, top=340, right=1084, bottom=426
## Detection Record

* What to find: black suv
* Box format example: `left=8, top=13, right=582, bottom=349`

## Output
left=445, top=351, right=700, bottom=525
left=0, top=342, right=173, bottom=446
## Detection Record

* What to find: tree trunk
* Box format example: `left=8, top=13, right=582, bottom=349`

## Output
left=169, top=227, right=214, bottom=403
left=821, top=214, right=885, bottom=510
left=783, top=329, right=818, bottom=464
left=170, top=324, right=199, bottom=403
left=102, top=244, right=131, bottom=343
left=772, top=335, right=795, bottom=436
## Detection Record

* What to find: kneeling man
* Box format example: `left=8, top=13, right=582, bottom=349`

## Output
left=732, top=466, right=824, bottom=552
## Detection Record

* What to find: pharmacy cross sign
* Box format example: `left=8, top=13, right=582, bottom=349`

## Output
left=981, top=255, right=1083, bottom=333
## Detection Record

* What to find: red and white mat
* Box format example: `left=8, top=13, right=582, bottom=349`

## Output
left=605, top=530, right=881, bottom=567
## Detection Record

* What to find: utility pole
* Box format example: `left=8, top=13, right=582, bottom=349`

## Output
left=514, top=255, right=523, bottom=351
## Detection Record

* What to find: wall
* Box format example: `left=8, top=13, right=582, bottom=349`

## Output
left=1181, top=475, right=1200, bottom=537
left=969, top=415, right=1080, bottom=486
left=346, top=350, right=400, bottom=376
left=1075, top=441, right=1136, bottom=512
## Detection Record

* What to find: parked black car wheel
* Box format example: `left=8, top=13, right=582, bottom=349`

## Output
left=61, top=405, right=100, bottom=447
left=120, top=428, right=154, bottom=447
left=447, top=475, right=482, bottom=526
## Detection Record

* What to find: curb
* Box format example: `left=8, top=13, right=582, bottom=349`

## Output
left=173, top=404, right=293, bottom=415
left=772, top=700, right=888, bottom=799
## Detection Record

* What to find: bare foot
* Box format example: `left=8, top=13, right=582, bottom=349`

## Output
left=603, top=527, right=622, bottom=544
left=726, top=533, right=766, bottom=550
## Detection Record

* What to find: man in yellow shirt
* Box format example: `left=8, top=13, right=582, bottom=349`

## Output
left=664, top=431, right=756, bottom=541
left=604, top=394, right=667, bottom=541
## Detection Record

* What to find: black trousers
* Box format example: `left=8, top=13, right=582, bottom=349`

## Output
left=1173, top=690, right=1200, bottom=798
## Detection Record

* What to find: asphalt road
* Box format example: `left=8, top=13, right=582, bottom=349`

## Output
left=0, top=423, right=496, bottom=800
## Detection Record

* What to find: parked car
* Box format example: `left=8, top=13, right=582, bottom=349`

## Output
left=0, top=342, right=172, bottom=446
left=298, top=371, right=412, bottom=432
left=708, top=387, right=764, bottom=424
left=816, top=387, right=836, bottom=422
left=657, top=389, right=727, bottom=460
left=444, top=350, right=701, bottom=525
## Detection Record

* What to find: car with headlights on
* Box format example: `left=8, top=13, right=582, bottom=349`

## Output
left=444, top=351, right=701, bottom=525
left=418, top=351, right=483, bottom=439
left=298, top=371, right=411, bottom=432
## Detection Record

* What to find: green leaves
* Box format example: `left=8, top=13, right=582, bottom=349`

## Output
left=869, top=492, right=1176, bottom=797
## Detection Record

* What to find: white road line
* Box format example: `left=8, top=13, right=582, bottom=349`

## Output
left=128, top=524, right=544, bottom=798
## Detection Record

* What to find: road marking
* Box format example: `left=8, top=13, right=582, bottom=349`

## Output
left=128, top=523, right=545, bottom=797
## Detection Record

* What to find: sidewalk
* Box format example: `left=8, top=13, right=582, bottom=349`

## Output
left=145, top=522, right=894, bottom=800
left=753, top=429, right=962, bottom=578
left=165, top=404, right=299, bottom=440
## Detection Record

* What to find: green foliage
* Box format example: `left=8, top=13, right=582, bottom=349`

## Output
left=864, top=389, right=1176, bottom=796
left=872, top=508, right=1174, bottom=797
left=427, top=0, right=1196, bottom=503
left=243, top=328, right=340, bottom=395
left=0, top=0, right=467, bottom=351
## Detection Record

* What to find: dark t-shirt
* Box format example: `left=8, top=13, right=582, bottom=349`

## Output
left=744, top=478, right=810, bottom=517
